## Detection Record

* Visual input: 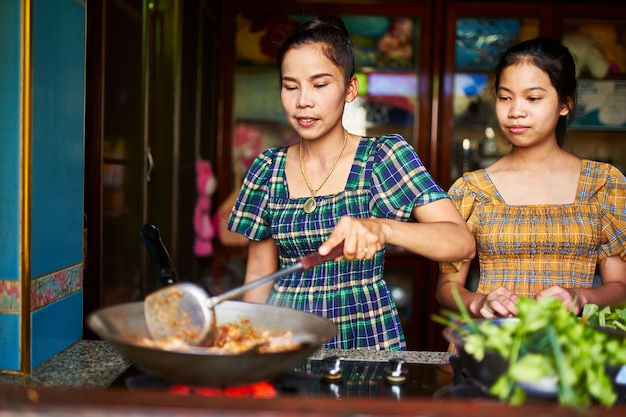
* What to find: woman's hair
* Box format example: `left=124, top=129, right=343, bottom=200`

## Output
left=494, top=37, right=578, bottom=147
left=276, top=16, right=355, bottom=87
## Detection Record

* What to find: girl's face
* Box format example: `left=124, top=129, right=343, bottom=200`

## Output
left=280, top=43, right=357, bottom=141
left=495, top=62, right=570, bottom=148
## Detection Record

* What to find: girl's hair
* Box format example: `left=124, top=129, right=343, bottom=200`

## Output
left=494, top=37, right=577, bottom=147
left=276, top=16, right=355, bottom=87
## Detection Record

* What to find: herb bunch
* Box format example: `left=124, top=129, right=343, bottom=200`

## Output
left=582, top=304, right=626, bottom=332
left=434, top=293, right=626, bottom=408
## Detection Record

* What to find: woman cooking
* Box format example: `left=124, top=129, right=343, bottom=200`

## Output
left=228, top=16, right=475, bottom=350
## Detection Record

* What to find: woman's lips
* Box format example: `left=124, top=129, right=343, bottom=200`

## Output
left=508, top=125, right=528, bottom=134
left=297, top=117, right=317, bottom=127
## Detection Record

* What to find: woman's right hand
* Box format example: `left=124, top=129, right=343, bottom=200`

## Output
left=318, top=216, right=386, bottom=261
left=477, top=287, right=519, bottom=318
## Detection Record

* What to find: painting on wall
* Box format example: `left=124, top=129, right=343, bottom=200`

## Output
left=570, top=80, right=626, bottom=129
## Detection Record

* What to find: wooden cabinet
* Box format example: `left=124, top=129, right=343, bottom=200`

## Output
left=211, top=0, right=626, bottom=351
left=84, top=0, right=221, bottom=330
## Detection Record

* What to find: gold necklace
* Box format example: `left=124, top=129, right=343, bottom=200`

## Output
left=299, top=130, right=348, bottom=214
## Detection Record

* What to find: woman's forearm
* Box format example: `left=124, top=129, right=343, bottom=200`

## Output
left=383, top=218, right=476, bottom=262
left=241, top=238, right=279, bottom=303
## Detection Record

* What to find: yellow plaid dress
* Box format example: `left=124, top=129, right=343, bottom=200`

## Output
left=440, top=160, right=626, bottom=297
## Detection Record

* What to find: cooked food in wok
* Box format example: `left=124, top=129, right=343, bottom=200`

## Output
left=127, top=318, right=300, bottom=354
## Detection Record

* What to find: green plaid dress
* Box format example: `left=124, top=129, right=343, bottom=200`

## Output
left=228, top=134, right=449, bottom=350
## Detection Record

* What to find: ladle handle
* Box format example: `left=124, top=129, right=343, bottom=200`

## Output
left=209, top=242, right=345, bottom=306
left=299, top=242, right=344, bottom=270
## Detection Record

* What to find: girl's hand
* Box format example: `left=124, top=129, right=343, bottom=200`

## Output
left=318, top=216, right=386, bottom=261
left=535, top=285, right=581, bottom=315
left=478, top=287, right=519, bottom=318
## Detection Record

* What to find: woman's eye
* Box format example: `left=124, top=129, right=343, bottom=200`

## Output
left=528, top=96, right=541, bottom=102
left=314, top=83, right=328, bottom=89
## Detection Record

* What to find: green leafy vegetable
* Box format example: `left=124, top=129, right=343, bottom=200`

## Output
left=434, top=294, right=626, bottom=408
left=582, top=304, right=626, bottom=332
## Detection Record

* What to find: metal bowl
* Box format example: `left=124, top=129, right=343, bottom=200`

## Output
left=443, top=317, right=626, bottom=398
left=443, top=318, right=526, bottom=391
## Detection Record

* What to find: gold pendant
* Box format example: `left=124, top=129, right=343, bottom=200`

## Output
left=303, top=197, right=317, bottom=214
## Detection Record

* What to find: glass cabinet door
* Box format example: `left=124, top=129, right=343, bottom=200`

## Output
left=446, top=15, right=541, bottom=186
left=561, top=17, right=626, bottom=173
left=439, top=7, right=544, bottom=294
left=444, top=6, right=626, bottom=188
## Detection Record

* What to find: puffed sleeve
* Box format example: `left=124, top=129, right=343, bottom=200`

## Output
left=439, top=175, right=478, bottom=273
left=369, top=134, right=449, bottom=220
left=597, top=164, right=626, bottom=261
left=227, top=148, right=277, bottom=241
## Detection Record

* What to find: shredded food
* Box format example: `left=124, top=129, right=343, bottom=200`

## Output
left=127, top=319, right=299, bottom=354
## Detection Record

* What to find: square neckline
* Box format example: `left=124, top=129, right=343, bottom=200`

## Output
left=280, top=136, right=369, bottom=200
left=480, top=160, right=588, bottom=207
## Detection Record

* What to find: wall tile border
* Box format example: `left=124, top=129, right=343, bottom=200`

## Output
left=0, top=281, right=20, bottom=314
left=30, top=263, right=83, bottom=311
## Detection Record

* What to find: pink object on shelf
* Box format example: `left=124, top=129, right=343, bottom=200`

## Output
left=193, top=159, right=217, bottom=257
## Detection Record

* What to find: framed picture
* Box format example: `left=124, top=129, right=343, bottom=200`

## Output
left=570, top=80, right=626, bottom=129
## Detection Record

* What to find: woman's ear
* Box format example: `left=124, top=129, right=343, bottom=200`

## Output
left=560, top=97, right=574, bottom=117
left=346, top=75, right=359, bottom=103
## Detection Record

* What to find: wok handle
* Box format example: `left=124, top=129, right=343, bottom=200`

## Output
left=141, top=224, right=179, bottom=289
left=299, top=242, right=344, bottom=270
left=209, top=242, right=345, bottom=306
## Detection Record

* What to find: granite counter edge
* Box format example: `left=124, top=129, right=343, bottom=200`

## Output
left=0, top=340, right=452, bottom=389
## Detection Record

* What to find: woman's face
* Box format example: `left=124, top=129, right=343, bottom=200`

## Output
left=280, top=43, right=357, bottom=141
left=495, top=62, right=570, bottom=148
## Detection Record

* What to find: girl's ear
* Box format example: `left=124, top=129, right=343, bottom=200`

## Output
left=345, top=75, right=359, bottom=103
left=560, top=97, right=574, bottom=117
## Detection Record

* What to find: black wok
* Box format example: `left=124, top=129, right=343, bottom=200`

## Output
left=87, top=300, right=337, bottom=387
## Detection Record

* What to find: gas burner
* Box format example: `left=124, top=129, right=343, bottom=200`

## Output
left=384, top=358, right=408, bottom=384
left=116, top=366, right=315, bottom=398
left=111, top=357, right=454, bottom=400
left=321, top=355, right=344, bottom=381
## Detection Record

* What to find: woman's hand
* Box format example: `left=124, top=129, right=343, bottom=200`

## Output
left=478, top=287, right=519, bottom=318
left=535, top=285, right=581, bottom=315
left=318, top=216, right=386, bottom=261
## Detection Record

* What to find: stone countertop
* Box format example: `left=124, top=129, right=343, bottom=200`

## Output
left=0, top=340, right=452, bottom=389
left=1, top=341, right=624, bottom=417
left=0, top=341, right=131, bottom=388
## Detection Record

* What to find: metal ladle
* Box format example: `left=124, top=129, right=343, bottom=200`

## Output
left=144, top=243, right=344, bottom=346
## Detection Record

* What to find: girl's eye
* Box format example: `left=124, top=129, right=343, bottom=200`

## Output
left=497, top=95, right=510, bottom=101
left=283, top=85, right=297, bottom=91
left=528, top=96, right=541, bottom=102
left=314, top=83, right=328, bottom=89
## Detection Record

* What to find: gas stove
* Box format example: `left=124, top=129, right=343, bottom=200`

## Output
left=111, top=355, right=626, bottom=405
left=111, top=356, right=460, bottom=400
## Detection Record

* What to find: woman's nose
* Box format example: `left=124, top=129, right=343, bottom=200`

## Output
left=508, top=101, right=526, bottom=118
left=296, top=88, right=314, bottom=108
